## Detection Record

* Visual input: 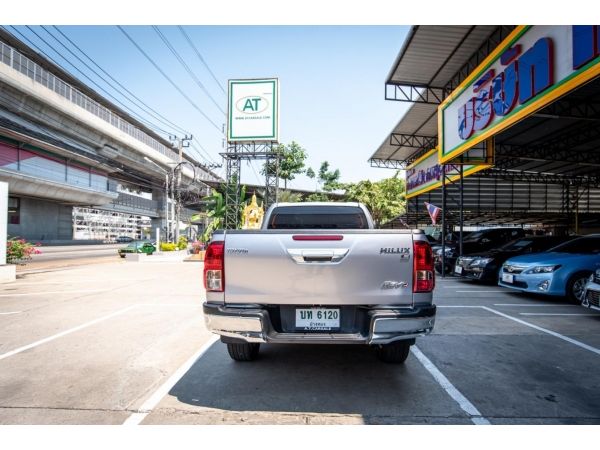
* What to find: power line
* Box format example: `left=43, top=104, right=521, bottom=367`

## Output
left=51, top=26, right=192, bottom=137
left=177, top=26, right=226, bottom=96
left=38, top=25, right=177, bottom=137
left=117, top=26, right=223, bottom=135
left=152, top=26, right=225, bottom=115
left=191, top=137, right=218, bottom=164
left=12, top=25, right=171, bottom=137
left=4, top=25, right=219, bottom=168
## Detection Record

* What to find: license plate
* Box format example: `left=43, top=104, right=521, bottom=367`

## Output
left=502, top=273, right=514, bottom=283
left=295, top=308, right=340, bottom=330
left=454, top=265, right=463, bottom=274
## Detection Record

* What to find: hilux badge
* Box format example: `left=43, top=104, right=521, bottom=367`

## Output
left=380, top=247, right=410, bottom=259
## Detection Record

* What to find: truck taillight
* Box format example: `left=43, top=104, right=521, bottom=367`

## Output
left=413, top=240, right=435, bottom=293
left=204, top=241, right=224, bottom=292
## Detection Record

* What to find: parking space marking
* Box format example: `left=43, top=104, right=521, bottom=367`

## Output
left=481, top=306, right=600, bottom=356
left=437, top=305, right=600, bottom=355
left=493, top=303, right=578, bottom=307
left=0, top=311, right=21, bottom=315
left=0, top=305, right=139, bottom=361
left=1, top=280, right=146, bottom=286
left=123, top=335, right=219, bottom=425
left=456, top=289, right=508, bottom=294
left=0, top=289, right=109, bottom=297
left=519, top=313, right=600, bottom=317
left=411, top=345, right=490, bottom=425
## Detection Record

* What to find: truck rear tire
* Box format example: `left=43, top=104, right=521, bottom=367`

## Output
left=375, top=341, right=411, bottom=363
left=226, top=342, right=260, bottom=361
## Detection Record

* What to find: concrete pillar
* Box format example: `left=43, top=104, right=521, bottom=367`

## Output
left=150, top=188, right=169, bottom=241
left=0, top=181, right=16, bottom=282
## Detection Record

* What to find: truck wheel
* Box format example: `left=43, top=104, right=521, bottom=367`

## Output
left=376, top=341, right=411, bottom=363
left=566, top=272, right=592, bottom=304
left=226, top=342, right=260, bottom=361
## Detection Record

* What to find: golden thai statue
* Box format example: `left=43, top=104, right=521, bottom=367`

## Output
left=242, top=193, right=264, bottom=229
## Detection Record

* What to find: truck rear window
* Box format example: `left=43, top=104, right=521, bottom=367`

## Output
left=267, top=206, right=368, bottom=229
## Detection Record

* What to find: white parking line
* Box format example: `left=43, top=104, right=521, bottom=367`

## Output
left=0, top=305, right=138, bottom=361
left=438, top=305, right=600, bottom=355
left=411, top=345, right=490, bottom=425
left=519, top=313, right=600, bottom=317
left=0, top=289, right=109, bottom=297
left=123, top=335, right=219, bottom=425
left=455, top=290, right=509, bottom=293
left=493, top=303, right=578, bottom=307
left=481, top=306, right=600, bottom=356
left=1, top=280, right=142, bottom=286
left=0, top=311, right=21, bottom=315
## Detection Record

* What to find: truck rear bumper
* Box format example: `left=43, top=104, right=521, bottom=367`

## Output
left=203, top=303, right=436, bottom=345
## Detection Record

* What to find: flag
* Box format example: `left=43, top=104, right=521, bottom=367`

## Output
left=424, top=202, right=441, bottom=225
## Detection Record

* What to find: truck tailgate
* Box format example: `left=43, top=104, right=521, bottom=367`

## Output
left=223, top=230, right=415, bottom=306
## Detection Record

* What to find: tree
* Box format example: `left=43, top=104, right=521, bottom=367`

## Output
left=201, top=185, right=251, bottom=242
left=278, top=190, right=302, bottom=203
left=201, top=189, right=225, bottom=243
left=343, top=171, right=406, bottom=227
left=305, top=192, right=330, bottom=202
left=262, top=141, right=308, bottom=189
left=318, top=161, right=341, bottom=192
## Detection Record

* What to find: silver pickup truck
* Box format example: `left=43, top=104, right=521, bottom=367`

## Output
left=203, top=202, right=436, bottom=363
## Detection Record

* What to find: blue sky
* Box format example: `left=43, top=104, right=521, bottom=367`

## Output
left=10, top=25, right=411, bottom=190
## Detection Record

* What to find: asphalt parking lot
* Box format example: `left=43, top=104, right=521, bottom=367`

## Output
left=0, top=261, right=599, bottom=425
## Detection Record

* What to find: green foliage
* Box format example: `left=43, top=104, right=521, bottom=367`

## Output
left=6, top=237, right=42, bottom=264
left=201, top=189, right=225, bottom=243
left=305, top=167, right=315, bottom=179
left=262, top=141, right=308, bottom=189
left=277, top=190, right=302, bottom=203
left=160, top=242, right=177, bottom=251
left=343, top=171, right=406, bottom=227
left=177, top=236, right=188, bottom=250
left=318, top=161, right=341, bottom=192
left=305, top=192, right=331, bottom=202
left=201, top=185, right=254, bottom=243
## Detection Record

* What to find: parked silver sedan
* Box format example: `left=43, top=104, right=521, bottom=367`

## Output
left=582, top=268, right=600, bottom=311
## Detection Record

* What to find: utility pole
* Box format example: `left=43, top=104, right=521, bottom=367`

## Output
left=170, top=134, right=193, bottom=242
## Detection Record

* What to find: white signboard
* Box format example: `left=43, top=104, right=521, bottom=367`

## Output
left=227, top=78, right=279, bottom=142
left=440, top=25, right=600, bottom=163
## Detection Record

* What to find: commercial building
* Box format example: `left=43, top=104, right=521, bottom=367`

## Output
left=0, top=28, right=219, bottom=243
left=371, top=26, right=600, bottom=235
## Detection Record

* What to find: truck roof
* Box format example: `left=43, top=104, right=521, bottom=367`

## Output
left=270, top=202, right=362, bottom=208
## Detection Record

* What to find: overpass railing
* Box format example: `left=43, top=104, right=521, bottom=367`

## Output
left=1, top=40, right=186, bottom=165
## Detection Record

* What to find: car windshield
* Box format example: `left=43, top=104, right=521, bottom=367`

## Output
left=127, top=241, right=148, bottom=247
left=500, top=239, right=533, bottom=251
left=463, top=231, right=485, bottom=242
left=549, top=237, right=600, bottom=254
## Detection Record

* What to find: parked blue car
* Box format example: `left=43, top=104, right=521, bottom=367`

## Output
left=498, top=235, right=600, bottom=303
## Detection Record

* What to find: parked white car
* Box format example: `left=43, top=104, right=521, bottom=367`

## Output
left=582, top=268, right=600, bottom=311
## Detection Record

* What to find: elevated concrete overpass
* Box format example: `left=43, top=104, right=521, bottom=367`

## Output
left=0, top=29, right=221, bottom=242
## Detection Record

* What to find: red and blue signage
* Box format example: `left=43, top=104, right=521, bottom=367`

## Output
left=440, top=26, right=600, bottom=164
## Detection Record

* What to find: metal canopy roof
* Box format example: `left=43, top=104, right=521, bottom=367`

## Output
left=386, top=26, right=498, bottom=87
left=371, top=102, right=437, bottom=165
left=371, top=25, right=511, bottom=167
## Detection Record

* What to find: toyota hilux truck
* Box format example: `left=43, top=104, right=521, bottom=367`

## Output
left=202, top=202, right=436, bottom=363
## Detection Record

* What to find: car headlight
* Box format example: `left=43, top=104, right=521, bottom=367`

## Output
left=526, top=265, right=561, bottom=274
left=473, top=257, right=493, bottom=266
